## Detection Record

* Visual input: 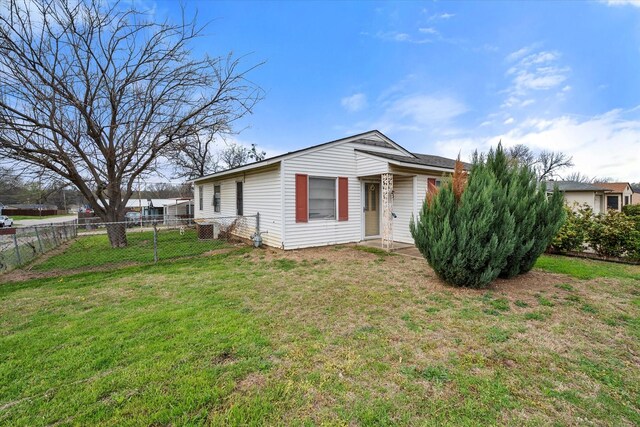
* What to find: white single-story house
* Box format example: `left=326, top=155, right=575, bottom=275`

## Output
left=162, top=199, right=194, bottom=223
left=545, top=181, right=609, bottom=214
left=191, top=130, right=461, bottom=250
left=593, top=182, right=634, bottom=211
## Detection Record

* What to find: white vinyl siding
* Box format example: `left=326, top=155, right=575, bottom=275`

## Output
left=563, top=191, right=605, bottom=214
left=194, top=165, right=282, bottom=247
left=356, top=152, right=390, bottom=176
left=392, top=176, right=414, bottom=244
left=283, top=142, right=362, bottom=249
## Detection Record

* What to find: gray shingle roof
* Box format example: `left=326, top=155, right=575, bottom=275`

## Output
left=545, top=181, right=609, bottom=192
left=355, top=149, right=469, bottom=170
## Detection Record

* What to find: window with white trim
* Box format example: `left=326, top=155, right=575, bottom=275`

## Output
left=213, top=185, right=221, bottom=213
left=309, top=177, right=336, bottom=220
left=198, top=185, right=203, bottom=211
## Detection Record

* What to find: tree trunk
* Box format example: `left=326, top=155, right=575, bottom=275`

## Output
left=106, top=222, right=127, bottom=248
left=102, top=208, right=128, bottom=248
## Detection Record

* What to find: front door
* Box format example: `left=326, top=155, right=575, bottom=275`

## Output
left=364, top=183, right=380, bottom=237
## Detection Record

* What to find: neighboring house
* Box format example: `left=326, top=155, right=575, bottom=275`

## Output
left=191, top=130, right=460, bottom=250
left=163, top=199, right=194, bottom=223
left=631, top=184, right=640, bottom=205
left=593, top=182, right=634, bottom=212
left=546, top=181, right=609, bottom=214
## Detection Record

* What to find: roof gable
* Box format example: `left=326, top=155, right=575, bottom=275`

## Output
left=192, top=130, right=413, bottom=183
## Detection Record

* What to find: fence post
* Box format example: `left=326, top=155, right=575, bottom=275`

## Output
left=34, top=226, right=43, bottom=253
left=153, top=222, right=158, bottom=264
left=51, top=224, right=58, bottom=246
left=256, top=212, right=260, bottom=234
left=12, top=233, right=22, bottom=266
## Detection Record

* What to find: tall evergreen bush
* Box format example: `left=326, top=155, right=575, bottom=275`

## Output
left=410, top=158, right=516, bottom=288
left=410, top=145, right=565, bottom=288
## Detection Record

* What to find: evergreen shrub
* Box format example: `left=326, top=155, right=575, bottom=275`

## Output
left=410, top=145, right=565, bottom=288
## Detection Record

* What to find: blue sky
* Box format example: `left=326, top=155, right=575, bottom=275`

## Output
left=155, top=0, right=640, bottom=181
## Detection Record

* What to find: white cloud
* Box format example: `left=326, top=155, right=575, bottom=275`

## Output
left=343, top=92, right=467, bottom=136
left=433, top=108, right=640, bottom=181
left=503, top=117, right=515, bottom=125
left=366, top=30, right=433, bottom=44
left=601, top=0, right=640, bottom=7
left=506, top=46, right=533, bottom=62
left=418, top=27, right=439, bottom=35
left=429, top=12, right=455, bottom=20
left=385, top=94, right=467, bottom=128
left=502, top=46, right=571, bottom=108
left=341, top=93, right=368, bottom=112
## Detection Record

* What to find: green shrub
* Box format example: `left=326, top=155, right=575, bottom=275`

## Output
left=485, top=145, right=565, bottom=277
left=410, top=158, right=516, bottom=288
left=622, top=204, right=640, bottom=234
left=485, top=146, right=537, bottom=278
left=411, top=145, right=566, bottom=288
left=520, top=181, right=565, bottom=273
left=550, top=204, right=593, bottom=252
left=622, top=204, right=640, bottom=217
left=587, top=211, right=639, bottom=258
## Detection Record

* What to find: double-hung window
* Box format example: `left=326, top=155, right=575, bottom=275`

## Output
left=198, top=185, right=203, bottom=211
left=308, top=177, right=336, bottom=220
left=213, top=185, right=221, bottom=213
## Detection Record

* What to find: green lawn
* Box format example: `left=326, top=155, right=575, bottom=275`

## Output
left=33, top=230, right=227, bottom=271
left=0, top=249, right=638, bottom=425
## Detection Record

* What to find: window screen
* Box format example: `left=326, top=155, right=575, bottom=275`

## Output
left=607, top=195, right=619, bottom=210
left=309, top=177, right=336, bottom=220
left=236, top=182, right=243, bottom=216
left=213, top=185, right=221, bottom=213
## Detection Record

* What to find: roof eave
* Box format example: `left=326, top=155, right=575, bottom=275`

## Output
left=190, top=158, right=282, bottom=183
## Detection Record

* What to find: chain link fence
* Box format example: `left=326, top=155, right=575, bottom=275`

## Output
left=0, top=214, right=260, bottom=275
left=0, top=220, right=78, bottom=273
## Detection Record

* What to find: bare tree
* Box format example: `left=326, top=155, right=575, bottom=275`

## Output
left=563, top=172, right=594, bottom=183
left=507, top=144, right=536, bottom=168
left=169, top=130, right=220, bottom=181
left=536, top=151, right=574, bottom=181
left=592, top=176, right=615, bottom=184
left=218, top=142, right=266, bottom=170
left=506, top=144, right=573, bottom=181
left=171, top=130, right=266, bottom=179
left=0, top=0, right=262, bottom=246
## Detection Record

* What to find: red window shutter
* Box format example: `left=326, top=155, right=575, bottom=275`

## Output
left=295, top=174, right=308, bottom=223
left=427, top=178, right=437, bottom=194
left=338, top=177, right=348, bottom=221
